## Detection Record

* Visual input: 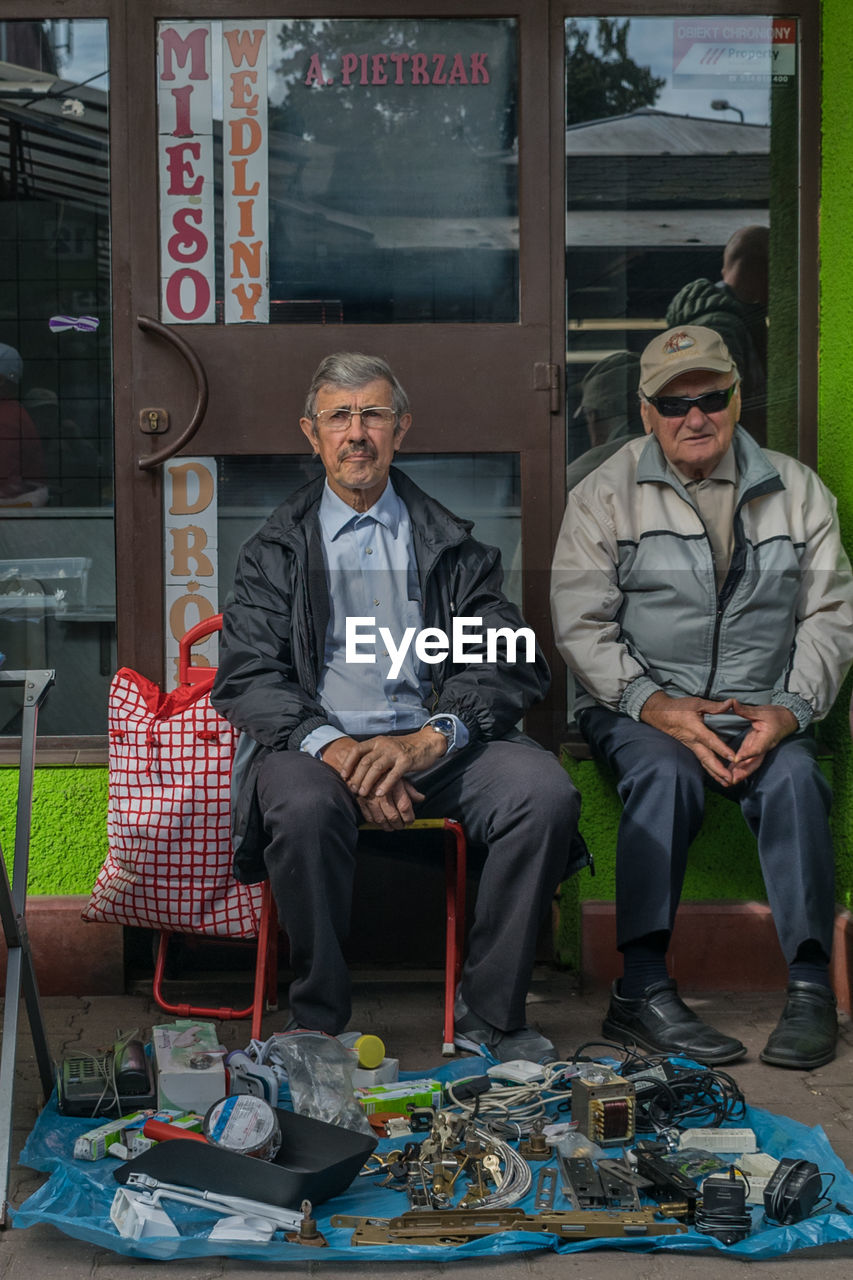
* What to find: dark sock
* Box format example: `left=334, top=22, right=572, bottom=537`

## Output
left=789, top=939, right=831, bottom=990
left=620, top=932, right=670, bottom=998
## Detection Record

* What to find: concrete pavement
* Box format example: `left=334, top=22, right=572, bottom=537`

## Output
left=2, top=969, right=852, bottom=1275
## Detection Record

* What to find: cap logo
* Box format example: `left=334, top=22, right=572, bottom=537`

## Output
left=663, top=331, right=695, bottom=355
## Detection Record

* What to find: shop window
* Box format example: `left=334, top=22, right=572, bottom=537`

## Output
left=158, top=17, right=518, bottom=325
left=0, top=18, right=113, bottom=736
left=217, top=453, right=521, bottom=605
left=564, top=15, right=798, bottom=489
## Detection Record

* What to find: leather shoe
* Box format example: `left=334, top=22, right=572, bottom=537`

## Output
left=602, top=978, right=746, bottom=1065
left=760, top=982, right=837, bottom=1070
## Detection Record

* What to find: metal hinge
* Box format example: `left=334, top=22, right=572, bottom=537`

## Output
left=533, top=362, right=561, bottom=414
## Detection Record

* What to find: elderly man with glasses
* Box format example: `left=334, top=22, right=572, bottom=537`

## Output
left=551, top=325, right=853, bottom=1070
left=212, top=351, right=588, bottom=1062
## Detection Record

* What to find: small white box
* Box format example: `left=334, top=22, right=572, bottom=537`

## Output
left=351, top=1058, right=399, bottom=1088
left=678, top=1127, right=758, bottom=1154
left=152, top=1020, right=226, bottom=1114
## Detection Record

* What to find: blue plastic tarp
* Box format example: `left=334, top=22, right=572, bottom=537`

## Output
left=12, top=1058, right=853, bottom=1262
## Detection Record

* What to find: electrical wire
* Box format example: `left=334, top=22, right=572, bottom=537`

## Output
left=632, top=1066, right=746, bottom=1133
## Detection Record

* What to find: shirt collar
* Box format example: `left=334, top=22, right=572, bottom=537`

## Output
left=670, top=445, right=738, bottom=488
left=318, top=478, right=404, bottom=541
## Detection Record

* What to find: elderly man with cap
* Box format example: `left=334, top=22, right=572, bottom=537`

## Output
left=551, top=324, right=853, bottom=1069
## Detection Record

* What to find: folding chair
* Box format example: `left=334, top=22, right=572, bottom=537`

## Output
left=155, top=614, right=467, bottom=1054
left=150, top=616, right=278, bottom=1041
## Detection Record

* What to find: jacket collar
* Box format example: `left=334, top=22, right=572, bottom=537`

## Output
left=255, top=464, right=472, bottom=565
left=636, top=425, right=784, bottom=505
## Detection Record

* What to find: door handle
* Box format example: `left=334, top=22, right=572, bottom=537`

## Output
left=136, top=315, right=209, bottom=471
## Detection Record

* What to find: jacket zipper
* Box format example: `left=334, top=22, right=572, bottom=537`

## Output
left=701, top=509, right=746, bottom=700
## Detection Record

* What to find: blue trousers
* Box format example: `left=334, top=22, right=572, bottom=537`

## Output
left=578, top=706, right=835, bottom=963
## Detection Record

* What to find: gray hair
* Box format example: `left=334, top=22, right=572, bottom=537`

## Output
left=304, top=352, right=410, bottom=420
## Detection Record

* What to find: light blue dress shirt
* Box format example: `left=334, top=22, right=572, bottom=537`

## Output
left=300, top=480, right=468, bottom=759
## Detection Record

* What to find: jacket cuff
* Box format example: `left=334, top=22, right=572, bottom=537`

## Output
left=287, top=714, right=334, bottom=752
left=770, top=690, right=814, bottom=731
left=619, top=676, right=662, bottom=721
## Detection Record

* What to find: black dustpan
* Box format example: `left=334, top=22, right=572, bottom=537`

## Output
left=114, top=1107, right=376, bottom=1208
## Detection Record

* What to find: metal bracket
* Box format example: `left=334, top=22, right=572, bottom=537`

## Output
left=331, top=1207, right=688, bottom=1246
left=0, top=669, right=55, bottom=1227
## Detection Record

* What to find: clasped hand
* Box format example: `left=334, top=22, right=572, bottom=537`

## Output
left=640, top=691, right=798, bottom=786
left=319, top=728, right=448, bottom=830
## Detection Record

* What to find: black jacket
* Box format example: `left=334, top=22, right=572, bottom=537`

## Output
left=212, top=466, right=554, bottom=880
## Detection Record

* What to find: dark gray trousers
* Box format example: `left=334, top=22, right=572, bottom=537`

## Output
left=256, top=740, right=580, bottom=1033
left=579, top=706, right=835, bottom=963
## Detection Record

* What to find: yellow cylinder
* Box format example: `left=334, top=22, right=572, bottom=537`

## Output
left=353, top=1034, right=385, bottom=1069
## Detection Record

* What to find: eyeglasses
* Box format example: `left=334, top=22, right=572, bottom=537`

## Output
left=313, top=406, right=397, bottom=430
left=644, top=383, right=739, bottom=419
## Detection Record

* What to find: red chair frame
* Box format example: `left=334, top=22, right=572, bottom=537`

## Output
left=153, top=613, right=467, bottom=1053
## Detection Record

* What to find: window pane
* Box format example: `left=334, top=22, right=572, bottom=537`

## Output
left=0, top=18, right=113, bottom=735
left=218, top=454, right=521, bottom=605
left=165, top=18, right=519, bottom=325
left=564, top=16, right=797, bottom=488
left=266, top=18, right=519, bottom=323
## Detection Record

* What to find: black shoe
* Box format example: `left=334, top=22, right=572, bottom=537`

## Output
left=759, top=982, right=837, bottom=1070
left=453, top=992, right=558, bottom=1065
left=602, top=979, right=746, bottom=1065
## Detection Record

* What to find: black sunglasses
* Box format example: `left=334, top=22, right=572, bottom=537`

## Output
left=646, top=383, right=738, bottom=419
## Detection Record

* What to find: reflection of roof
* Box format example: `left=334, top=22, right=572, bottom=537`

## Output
left=0, top=61, right=109, bottom=213
left=566, top=107, right=768, bottom=156
left=566, top=207, right=767, bottom=247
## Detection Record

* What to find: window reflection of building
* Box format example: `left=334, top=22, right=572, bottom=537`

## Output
left=0, top=22, right=114, bottom=735
left=566, top=106, right=773, bottom=469
left=263, top=18, right=519, bottom=325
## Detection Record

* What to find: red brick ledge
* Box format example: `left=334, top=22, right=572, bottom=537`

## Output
left=0, top=896, right=123, bottom=996
left=582, top=901, right=853, bottom=1015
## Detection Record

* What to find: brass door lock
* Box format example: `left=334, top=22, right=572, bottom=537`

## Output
left=139, top=408, right=170, bottom=434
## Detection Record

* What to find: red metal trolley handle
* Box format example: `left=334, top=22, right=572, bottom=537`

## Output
left=178, top=612, right=223, bottom=686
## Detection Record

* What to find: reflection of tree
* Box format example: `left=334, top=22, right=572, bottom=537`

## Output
left=271, top=18, right=517, bottom=158
left=565, top=19, right=664, bottom=126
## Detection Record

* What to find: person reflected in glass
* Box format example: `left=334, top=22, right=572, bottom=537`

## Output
left=666, top=225, right=768, bottom=443
left=566, top=351, right=643, bottom=493
left=0, top=344, right=47, bottom=507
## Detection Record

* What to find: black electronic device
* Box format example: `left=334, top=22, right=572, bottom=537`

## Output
left=763, top=1157, right=822, bottom=1225
left=695, top=1170, right=751, bottom=1244
left=56, top=1037, right=156, bottom=1117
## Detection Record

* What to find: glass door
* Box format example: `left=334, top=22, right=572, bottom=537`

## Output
left=117, top=0, right=558, bottom=740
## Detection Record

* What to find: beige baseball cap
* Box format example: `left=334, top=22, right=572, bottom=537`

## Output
left=639, top=325, right=737, bottom=398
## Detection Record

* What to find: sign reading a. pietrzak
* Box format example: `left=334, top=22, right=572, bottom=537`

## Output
left=303, top=49, right=491, bottom=87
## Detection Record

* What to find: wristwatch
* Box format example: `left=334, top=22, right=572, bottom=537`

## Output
left=427, top=716, right=456, bottom=750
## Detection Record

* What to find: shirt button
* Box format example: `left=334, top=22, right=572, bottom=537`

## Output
left=365, top=547, right=373, bottom=555
left=373, top=599, right=380, bottom=606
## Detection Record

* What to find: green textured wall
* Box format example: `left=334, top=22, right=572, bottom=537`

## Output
left=816, top=0, right=853, bottom=912
left=0, top=767, right=107, bottom=895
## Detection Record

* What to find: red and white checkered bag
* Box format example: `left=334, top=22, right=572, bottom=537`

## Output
left=83, top=666, right=263, bottom=937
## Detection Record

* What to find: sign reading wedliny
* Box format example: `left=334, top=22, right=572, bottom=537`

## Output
left=164, top=456, right=218, bottom=687
left=158, top=23, right=215, bottom=323
left=673, top=18, right=796, bottom=86
left=222, top=25, right=269, bottom=323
